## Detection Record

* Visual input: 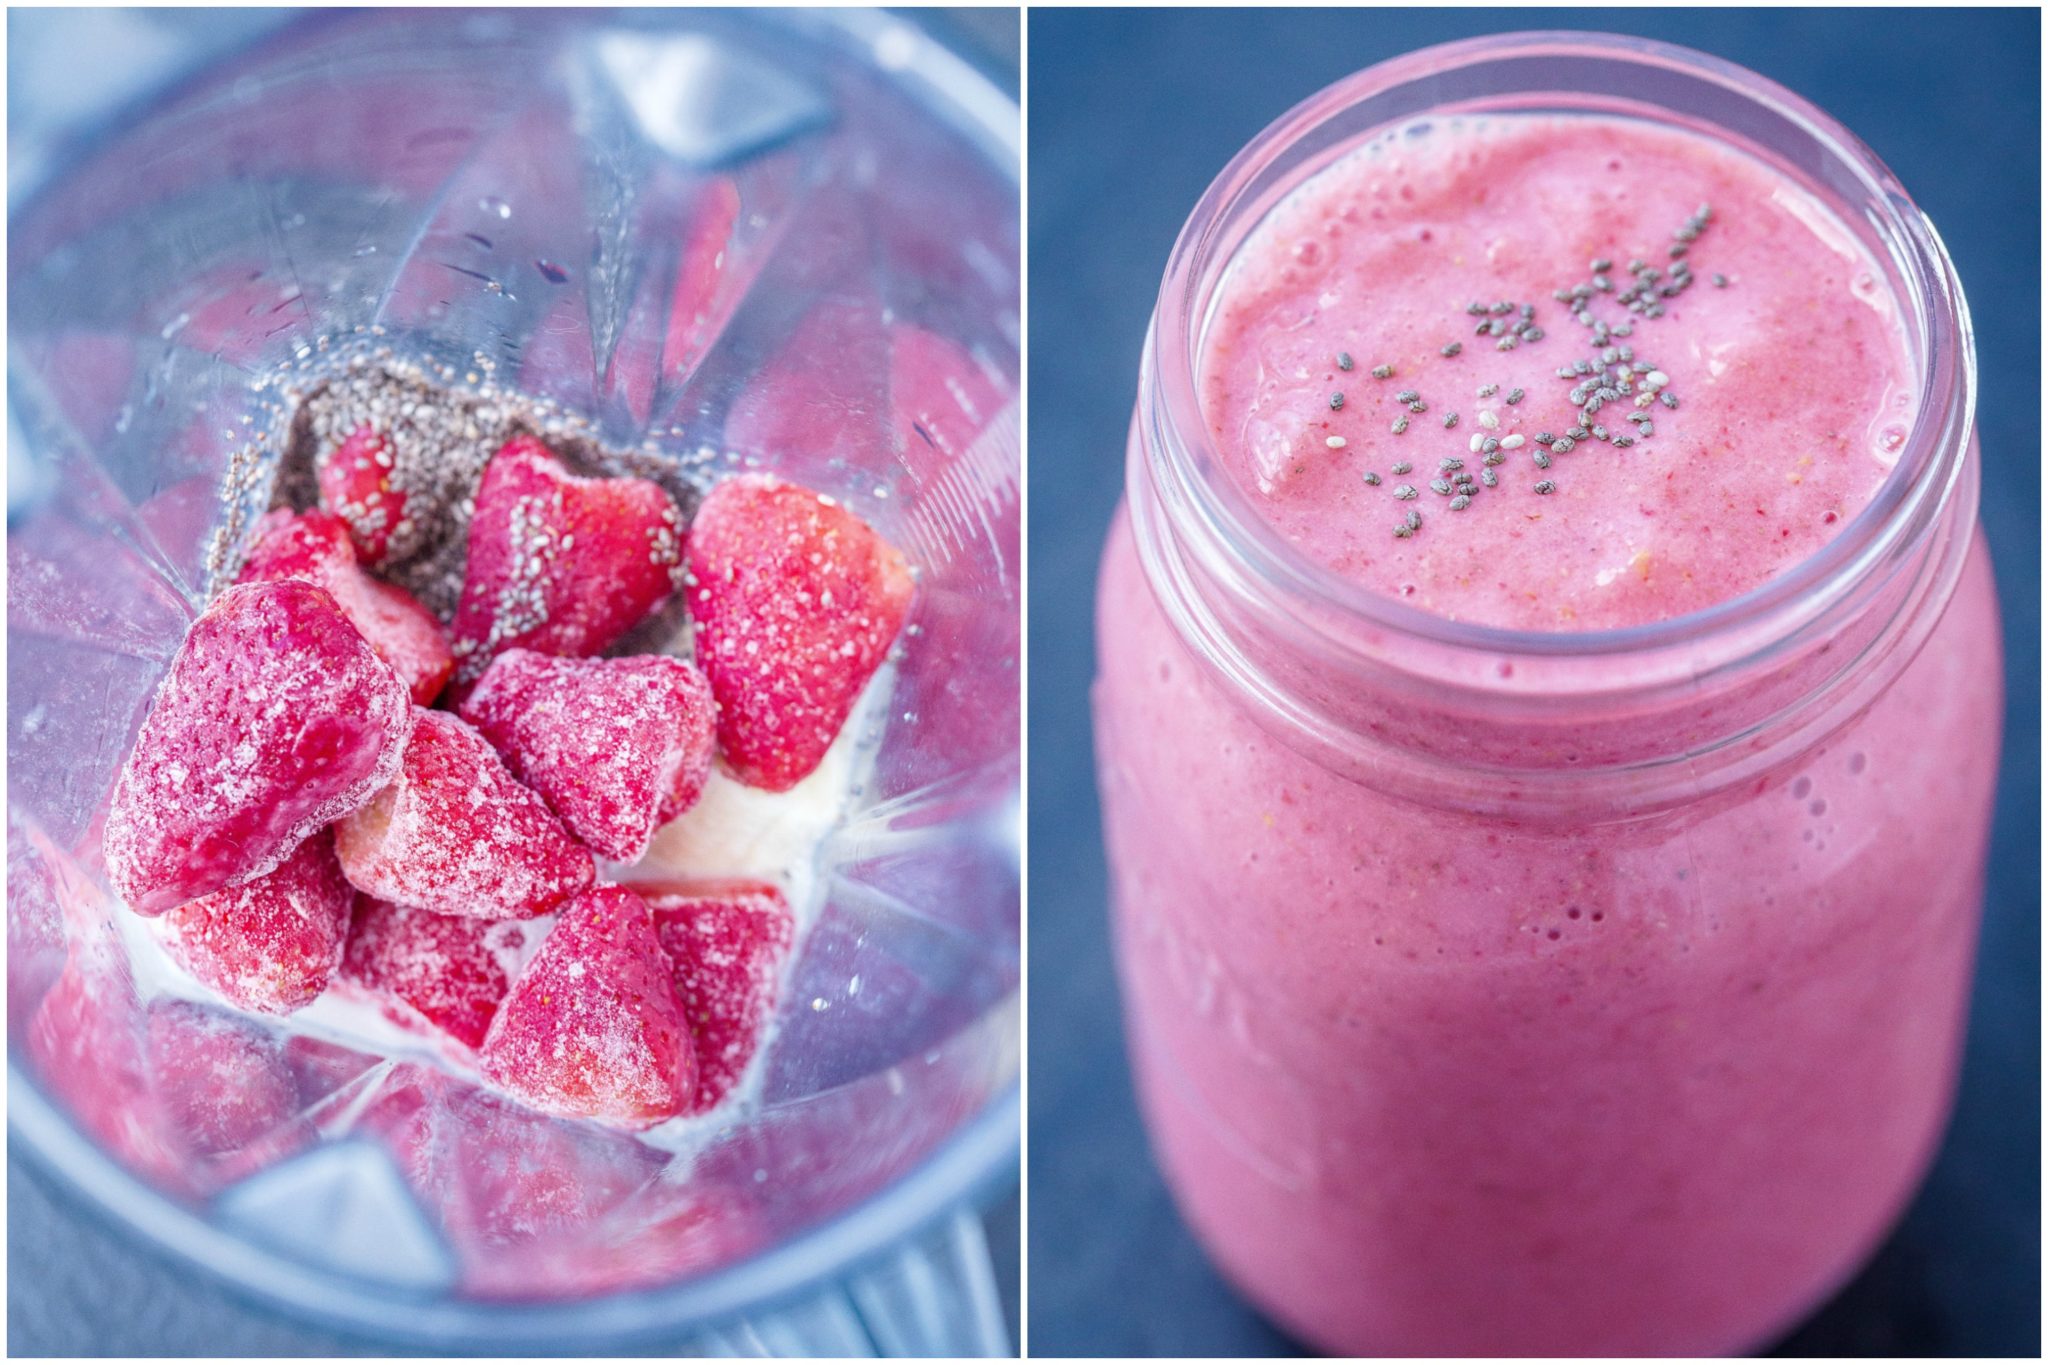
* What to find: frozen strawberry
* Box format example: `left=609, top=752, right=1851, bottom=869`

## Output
left=104, top=580, right=415, bottom=916
left=154, top=830, right=353, bottom=1014
left=341, top=897, right=525, bottom=1049
left=237, top=508, right=454, bottom=705
left=644, top=880, right=795, bottom=1114
left=686, top=474, right=914, bottom=791
left=448, top=436, right=684, bottom=687
left=25, top=939, right=191, bottom=1191
left=145, top=998, right=300, bottom=1158
left=334, top=708, right=594, bottom=920
left=458, top=649, right=716, bottom=862
left=315, top=424, right=410, bottom=567
left=478, top=885, right=695, bottom=1127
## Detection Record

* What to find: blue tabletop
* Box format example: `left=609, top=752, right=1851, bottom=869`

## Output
left=1025, top=8, right=2040, bottom=1356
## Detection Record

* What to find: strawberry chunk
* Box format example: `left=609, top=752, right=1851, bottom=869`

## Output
left=459, top=649, right=716, bottom=862
left=449, top=436, right=684, bottom=687
left=335, top=708, right=595, bottom=920
left=145, top=998, right=301, bottom=1158
left=154, top=830, right=353, bottom=1014
left=341, top=897, right=525, bottom=1049
left=686, top=474, right=913, bottom=791
left=104, top=580, right=415, bottom=916
left=644, top=880, right=795, bottom=1114
left=315, top=424, right=410, bottom=568
left=479, top=885, right=695, bottom=1127
left=238, top=508, right=454, bottom=705
left=26, top=947, right=187, bottom=1189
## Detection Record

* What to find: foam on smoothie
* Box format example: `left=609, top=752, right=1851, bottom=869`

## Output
left=1201, top=114, right=1916, bottom=631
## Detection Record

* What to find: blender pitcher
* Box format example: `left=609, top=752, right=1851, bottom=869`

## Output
left=8, top=8, right=1020, bottom=1353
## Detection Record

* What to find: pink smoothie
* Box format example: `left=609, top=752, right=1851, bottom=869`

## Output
left=1098, top=109, right=2001, bottom=1355
left=1205, top=115, right=1913, bottom=630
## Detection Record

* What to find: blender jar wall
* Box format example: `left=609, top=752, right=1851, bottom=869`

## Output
left=9, top=7, right=1018, bottom=1349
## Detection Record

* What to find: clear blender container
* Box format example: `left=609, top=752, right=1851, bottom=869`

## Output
left=8, top=8, right=1019, bottom=1353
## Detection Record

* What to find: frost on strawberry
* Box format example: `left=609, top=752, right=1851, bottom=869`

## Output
left=237, top=508, right=454, bottom=705
left=645, top=880, right=795, bottom=1115
left=459, top=649, right=716, bottom=862
left=104, top=580, right=415, bottom=916
left=341, top=897, right=524, bottom=1050
left=155, top=830, right=353, bottom=1014
left=686, top=474, right=913, bottom=791
left=479, top=885, right=696, bottom=1128
left=315, top=424, right=410, bottom=568
left=449, top=436, right=684, bottom=687
left=335, top=708, right=594, bottom=921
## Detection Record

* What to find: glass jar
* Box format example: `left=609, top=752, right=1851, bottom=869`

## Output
left=1094, top=31, right=2000, bottom=1356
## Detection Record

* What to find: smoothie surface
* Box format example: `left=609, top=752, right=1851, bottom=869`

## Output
left=1200, top=114, right=1915, bottom=632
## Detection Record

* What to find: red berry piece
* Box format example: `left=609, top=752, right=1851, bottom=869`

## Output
left=449, top=436, right=684, bottom=687
left=104, top=580, right=415, bottom=916
left=686, top=474, right=914, bottom=791
left=479, top=885, right=696, bottom=1128
left=459, top=649, right=716, bottom=862
left=335, top=709, right=595, bottom=921
left=155, top=830, right=353, bottom=1014
left=145, top=998, right=301, bottom=1159
left=644, top=879, right=795, bottom=1115
left=24, top=937, right=191, bottom=1192
left=238, top=508, right=454, bottom=705
left=315, top=424, right=410, bottom=568
left=341, top=897, right=525, bottom=1050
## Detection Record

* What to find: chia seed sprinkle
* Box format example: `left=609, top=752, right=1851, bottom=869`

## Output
left=1449, top=494, right=1472, bottom=511
left=1481, top=468, right=1498, bottom=487
left=1363, top=470, right=1382, bottom=485
left=1534, top=451, right=1553, bottom=469
left=1395, top=390, right=1420, bottom=404
left=1392, top=417, right=1410, bottom=435
left=1443, top=411, right=1460, bottom=429
left=1406, top=509, right=1423, bottom=531
left=1430, top=478, right=1453, bottom=496
left=1480, top=437, right=1500, bottom=456
left=1408, top=400, right=1427, bottom=414
left=1534, top=480, right=1557, bottom=495
left=1659, top=391, right=1679, bottom=409
left=1477, top=383, right=1498, bottom=398
left=1392, top=461, right=1413, bottom=475
left=1506, top=388, right=1525, bottom=405
left=1712, top=273, right=1728, bottom=287
left=1440, top=341, right=1463, bottom=357
left=1552, top=437, right=1576, bottom=455
left=1329, top=392, right=1345, bottom=410
left=1394, top=484, right=1419, bottom=500
left=1500, top=434, right=1525, bottom=450
left=1535, top=433, right=1554, bottom=446
left=1373, top=363, right=1395, bottom=378
left=1478, top=410, right=1500, bottom=431
left=1393, top=525, right=1414, bottom=539
left=1326, top=436, right=1347, bottom=449
left=1338, top=352, right=1355, bottom=371
left=1440, top=457, right=1464, bottom=472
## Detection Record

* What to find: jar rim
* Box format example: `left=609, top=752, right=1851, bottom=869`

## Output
left=1143, top=29, right=1976, bottom=669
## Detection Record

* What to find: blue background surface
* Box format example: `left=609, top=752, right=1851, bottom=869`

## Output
left=1027, top=8, right=2040, bottom=1357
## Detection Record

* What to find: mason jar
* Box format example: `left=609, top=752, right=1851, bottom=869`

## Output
left=1093, top=31, right=1999, bottom=1356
